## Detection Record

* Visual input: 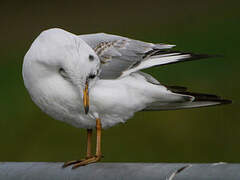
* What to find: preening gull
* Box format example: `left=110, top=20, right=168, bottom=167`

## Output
left=22, top=28, right=231, bottom=168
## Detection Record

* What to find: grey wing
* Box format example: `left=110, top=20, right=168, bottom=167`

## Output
left=144, top=90, right=232, bottom=111
left=79, top=33, right=213, bottom=79
left=79, top=33, right=175, bottom=79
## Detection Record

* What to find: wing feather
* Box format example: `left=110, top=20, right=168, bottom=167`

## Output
left=79, top=33, right=174, bottom=79
left=79, top=33, right=214, bottom=79
left=144, top=90, right=232, bottom=111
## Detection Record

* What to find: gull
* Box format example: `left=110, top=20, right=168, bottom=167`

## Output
left=22, top=28, right=231, bottom=168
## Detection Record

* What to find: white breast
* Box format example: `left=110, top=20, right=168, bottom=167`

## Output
left=89, top=74, right=160, bottom=128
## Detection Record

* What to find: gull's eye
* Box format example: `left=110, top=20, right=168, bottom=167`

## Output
left=89, top=55, right=94, bottom=61
left=88, top=74, right=96, bottom=79
left=59, top=68, right=68, bottom=79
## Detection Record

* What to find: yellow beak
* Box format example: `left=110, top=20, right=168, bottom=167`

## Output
left=83, top=81, right=89, bottom=114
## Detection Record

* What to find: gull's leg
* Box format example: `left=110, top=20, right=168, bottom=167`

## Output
left=86, top=129, right=93, bottom=158
left=62, top=129, right=93, bottom=168
left=72, top=118, right=102, bottom=168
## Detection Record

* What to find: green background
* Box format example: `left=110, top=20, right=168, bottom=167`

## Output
left=0, top=0, right=239, bottom=163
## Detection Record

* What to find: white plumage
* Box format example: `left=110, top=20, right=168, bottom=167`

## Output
left=22, top=28, right=231, bottom=130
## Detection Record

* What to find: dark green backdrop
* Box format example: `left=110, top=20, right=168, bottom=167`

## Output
left=0, top=0, right=239, bottom=163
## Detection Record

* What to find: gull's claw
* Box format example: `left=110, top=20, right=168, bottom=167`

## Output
left=62, top=160, right=81, bottom=168
left=62, top=156, right=94, bottom=168
left=72, top=155, right=102, bottom=169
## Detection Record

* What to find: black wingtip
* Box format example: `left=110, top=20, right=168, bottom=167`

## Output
left=146, top=48, right=223, bottom=60
left=219, top=99, right=232, bottom=105
left=176, top=91, right=232, bottom=106
left=165, top=85, right=188, bottom=93
left=144, top=49, right=223, bottom=68
left=187, top=53, right=223, bottom=60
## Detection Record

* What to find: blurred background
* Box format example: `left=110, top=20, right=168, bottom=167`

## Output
left=0, top=0, right=239, bottom=163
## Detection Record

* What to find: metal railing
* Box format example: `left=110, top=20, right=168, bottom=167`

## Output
left=0, top=162, right=239, bottom=180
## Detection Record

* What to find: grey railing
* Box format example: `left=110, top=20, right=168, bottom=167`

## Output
left=0, top=162, right=239, bottom=180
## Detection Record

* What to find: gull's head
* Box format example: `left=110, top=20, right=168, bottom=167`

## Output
left=23, top=28, right=100, bottom=116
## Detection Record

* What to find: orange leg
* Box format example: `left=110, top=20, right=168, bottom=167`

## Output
left=72, top=118, right=102, bottom=169
left=86, top=129, right=93, bottom=158
left=62, top=128, right=93, bottom=168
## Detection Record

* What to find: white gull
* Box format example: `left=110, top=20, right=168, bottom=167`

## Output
left=22, top=28, right=231, bottom=168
